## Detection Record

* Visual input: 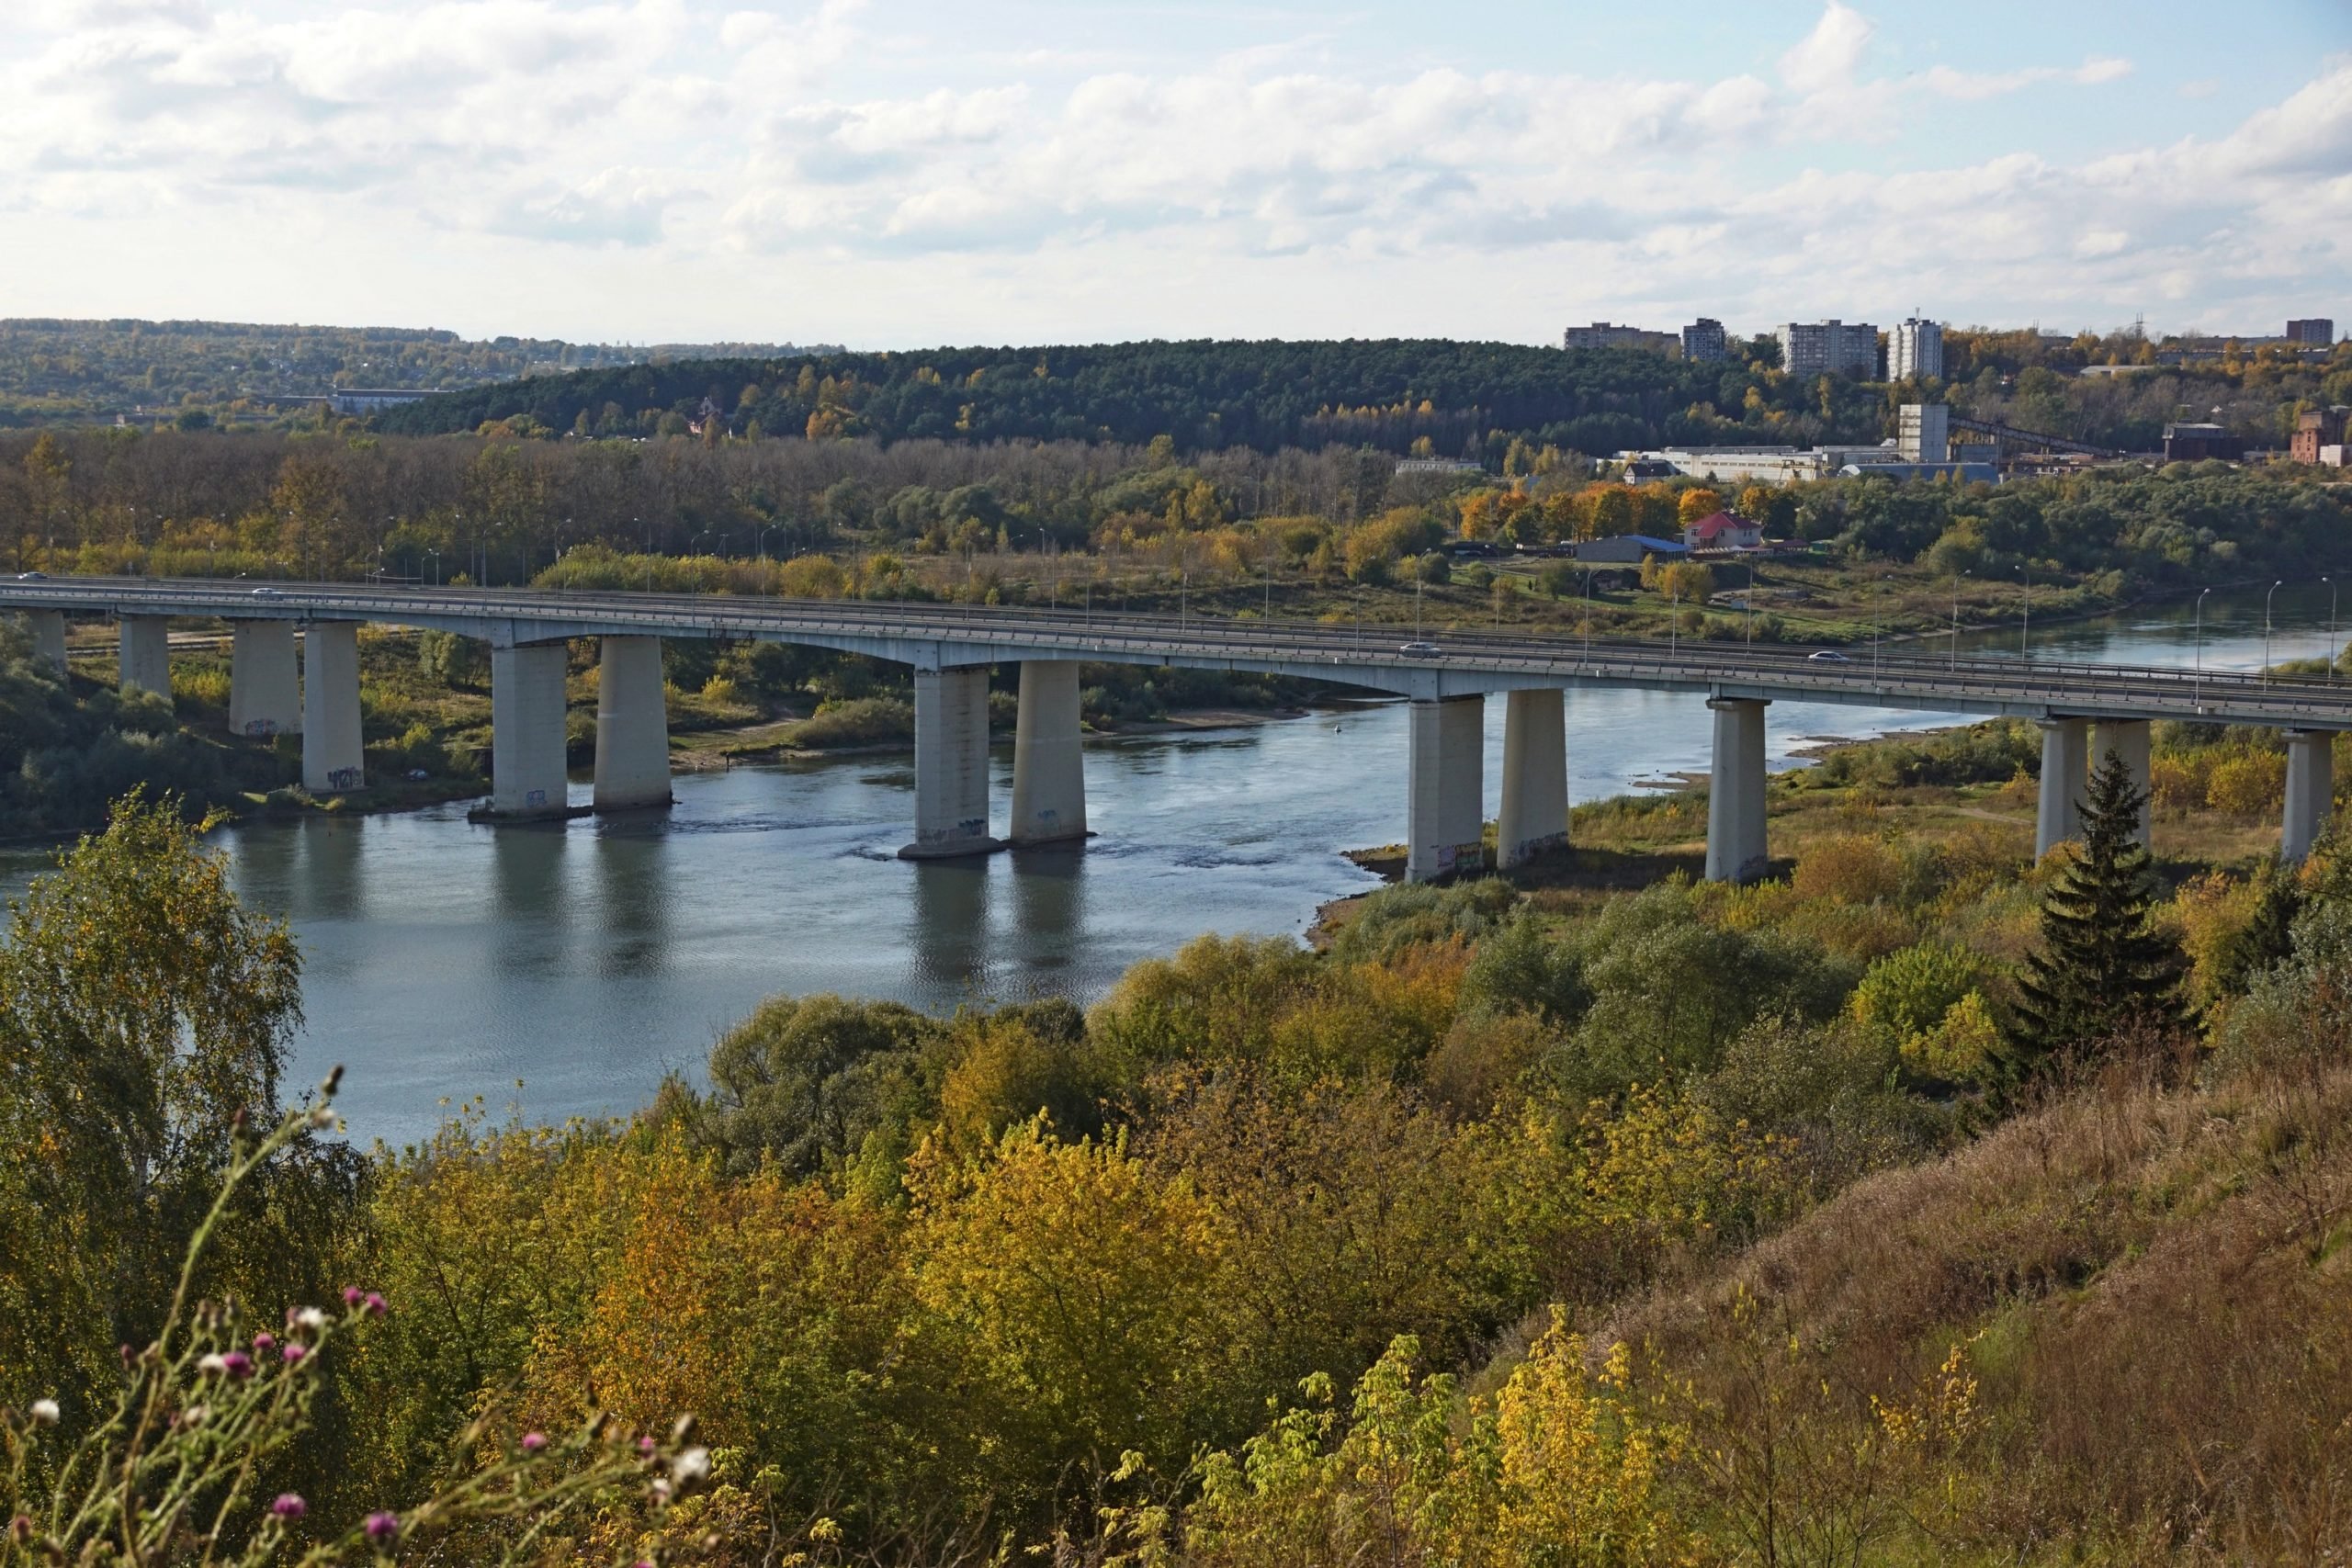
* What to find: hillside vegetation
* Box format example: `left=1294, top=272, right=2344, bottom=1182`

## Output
left=0, top=318, right=834, bottom=427
left=6, top=745, right=2350, bottom=1561
left=375, top=333, right=2352, bottom=457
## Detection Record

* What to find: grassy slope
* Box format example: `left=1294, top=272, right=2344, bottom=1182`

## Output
left=1597, top=1046, right=2352, bottom=1562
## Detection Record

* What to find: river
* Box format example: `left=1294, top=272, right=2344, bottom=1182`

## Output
left=5, top=584, right=2335, bottom=1144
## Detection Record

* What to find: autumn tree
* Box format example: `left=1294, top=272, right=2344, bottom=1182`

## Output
left=1677, top=487, right=1724, bottom=523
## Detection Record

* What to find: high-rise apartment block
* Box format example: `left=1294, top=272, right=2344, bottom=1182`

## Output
left=1681, top=318, right=1728, bottom=361
left=1897, top=403, right=1950, bottom=464
left=1892, top=317, right=1944, bottom=381
left=1774, top=319, right=1879, bottom=378
left=1562, top=321, right=1679, bottom=355
left=2288, top=318, right=2336, bottom=346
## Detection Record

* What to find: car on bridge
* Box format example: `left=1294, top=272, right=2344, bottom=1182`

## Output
left=1397, top=640, right=1442, bottom=658
left=1806, top=649, right=1853, bottom=662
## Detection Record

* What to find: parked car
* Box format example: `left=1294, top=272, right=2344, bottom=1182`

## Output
left=1397, top=640, right=1442, bottom=658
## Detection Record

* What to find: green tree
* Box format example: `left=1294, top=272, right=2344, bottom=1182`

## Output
left=2011, top=750, right=2190, bottom=1073
left=0, top=795, right=350, bottom=1422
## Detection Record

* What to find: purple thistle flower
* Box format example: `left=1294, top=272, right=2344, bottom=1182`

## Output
left=219, top=1352, right=254, bottom=1381
left=271, top=1495, right=305, bottom=1519
left=342, top=1286, right=363, bottom=1307
left=638, top=1435, right=655, bottom=1455
left=364, top=1512, right=400, bottom=1541
left=253, top=1333, right=276, bottom=1353
left=282, top=1343, right=307, bottom=1365
left=521, top=1432, right=547, bottom=1453
left=362, top=1292, right=387, bottom=1318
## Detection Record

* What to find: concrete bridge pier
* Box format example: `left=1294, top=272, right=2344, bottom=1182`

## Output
left=2284, top=729, right=2333, bottom=863
left=2092, top=717, right=2153, bottom=848
left=1008, top=660, right=1087, bottom=845
left=488, top=642, right=571, bottom=818
left=593, top=635, right=673, bottom=812
left=301, top=621, right=366, bottom=794
left=119, top=615, right=170, bottom=699
left=1496, top=687, right=1568, bottom=869
left=2035, top=716, right=2089, bottom=857
left=23, top=610, right=67, bottom=679
left=899, top=665, right=1001, bottom=859
left=1705, top=697, right=1770, bottom=883
left=229, top=620, right=301, bottom=738
left=1407, top=694, right=1486, bottom=881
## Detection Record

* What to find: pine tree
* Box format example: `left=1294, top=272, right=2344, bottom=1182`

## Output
left=2010, top=748, right=2191, bottom=1075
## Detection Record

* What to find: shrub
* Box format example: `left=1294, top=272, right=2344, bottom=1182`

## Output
left=789, top=696, right=913, bottom=749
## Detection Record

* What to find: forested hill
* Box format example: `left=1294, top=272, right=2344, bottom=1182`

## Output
left=376, top=337, right=1872, bottom=457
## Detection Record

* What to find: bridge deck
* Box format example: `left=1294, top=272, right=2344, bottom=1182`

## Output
left=8, top=577, right=2352, bottom=732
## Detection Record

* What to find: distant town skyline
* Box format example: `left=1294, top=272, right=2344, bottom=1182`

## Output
left=2, top=0, right=2346, bottom=349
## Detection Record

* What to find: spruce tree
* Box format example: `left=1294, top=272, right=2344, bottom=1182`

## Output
left=2010, top=747, right=2191, bottom=1075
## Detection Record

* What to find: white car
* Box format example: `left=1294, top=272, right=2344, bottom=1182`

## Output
left=1806, top=649, right=1853, bottom=662
left=250, top=586, right=283, bottom=597
left=1397, top=640, right=1442, bottom=658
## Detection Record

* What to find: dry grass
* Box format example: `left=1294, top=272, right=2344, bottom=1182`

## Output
left=1604, top=1045, right=2352, bottom=1562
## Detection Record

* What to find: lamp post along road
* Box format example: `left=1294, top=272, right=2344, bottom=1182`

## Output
left=2266, top=579, right=2284, bottom=687
left=2194, top=586, right=2212, bottom=704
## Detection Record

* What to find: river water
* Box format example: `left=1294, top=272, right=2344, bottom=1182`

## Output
left=5, top=586, right=2334, bottom=1144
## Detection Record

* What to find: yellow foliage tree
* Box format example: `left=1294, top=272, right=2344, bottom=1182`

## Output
left=1677, top=487, right=1724, bottom=523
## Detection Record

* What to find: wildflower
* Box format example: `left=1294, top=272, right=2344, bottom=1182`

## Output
left=271, top=1495, right=306, bottom=1519
left=28, top=1400, right=58, bottom=1427
left=282, top=1343, right=307, bottom=1365
left=649, top=1477, right=673, bottom=1506
left=308, top=1104, right=336, bottom=1129
left=362, top=1292, right=387, bottom=1317
left=9, top=1516, right=30, bottom=1544
left=364, top=1512, right=400, bottom=1541
left=197, top=1354, right=228, bottom=1377
left=183, top=1404, right=209, bottom=1427
left=219, top=1352, right=254, bottom=1380
left=253, top=1333, right=276, bottom=1353
left=638, top=1436, right=655, bottom=1456
left=293, top=1306, right=327, bottom=1332
left=342, top=1286, right=363, bottom=1307
left=673, top=1447, right=710, bottom=1485
left=521, top=1432, right=547, bottom=1453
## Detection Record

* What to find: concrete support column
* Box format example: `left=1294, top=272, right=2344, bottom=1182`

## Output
left=119, top=615, right=170, bottom=699
left=2035, top=716, right=2089, bottom=858
left=228, top=620, right=301, bottom=738
left=300, top=621, right=366, bottom=794
left=23, top=610, right=67, bottom=680
left=1407, top=694, right=1486, bottom=882
left=1704, top=697, right=1770, bottom=883
left=2284, top=730, right=2333, bottom=864
left=1496, top=687, right=1569, bottom=868
left=1008, top=660, right=1087, bottom=844
left=899, top=665, right=1000, bottom=859
left=2091, top=717, right=2153, bottom=849
left=489, top=642, right=571, bottom=818
left=592, top=635, right=673, bottom=812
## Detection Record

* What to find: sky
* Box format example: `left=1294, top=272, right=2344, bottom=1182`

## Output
left=2, top=0, right=2347, bottom=349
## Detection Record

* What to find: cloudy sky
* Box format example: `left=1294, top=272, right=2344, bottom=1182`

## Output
left=3, top=0, right=2347, bottom=348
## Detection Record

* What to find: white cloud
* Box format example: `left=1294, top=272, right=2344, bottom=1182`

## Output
left=1778, top=1, right=1872, bottom=94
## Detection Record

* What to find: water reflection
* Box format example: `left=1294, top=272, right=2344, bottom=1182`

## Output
left=591, top=816, right=671, bottom=979
left=908, top=859, right=991, bottom=1000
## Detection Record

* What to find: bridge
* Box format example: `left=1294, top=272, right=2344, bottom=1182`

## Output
left=6, top=578, right=2347, bottom=880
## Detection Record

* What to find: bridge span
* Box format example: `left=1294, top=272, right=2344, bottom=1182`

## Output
left=6, top=578, right=2348, bottom=880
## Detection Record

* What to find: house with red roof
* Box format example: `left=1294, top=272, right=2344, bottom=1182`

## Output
left=1681, top=511, right=1764, bottom=551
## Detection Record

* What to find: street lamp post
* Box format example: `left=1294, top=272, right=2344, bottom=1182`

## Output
left=2265, top=578, right=2284, bottom=687
left=2193, top=586, right=2212, bottom=703
left=1582, top=566, right=1596, bottom=667
left=1950, top=570, right=1968, bottom=670
left=425, top=548, right=441, bottom=587
left=2328, top=577, right=2339, bottom=683
left=1669, top=586, right=1680, bottom=659
left=2018, top=565, right=2030, bottom=659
